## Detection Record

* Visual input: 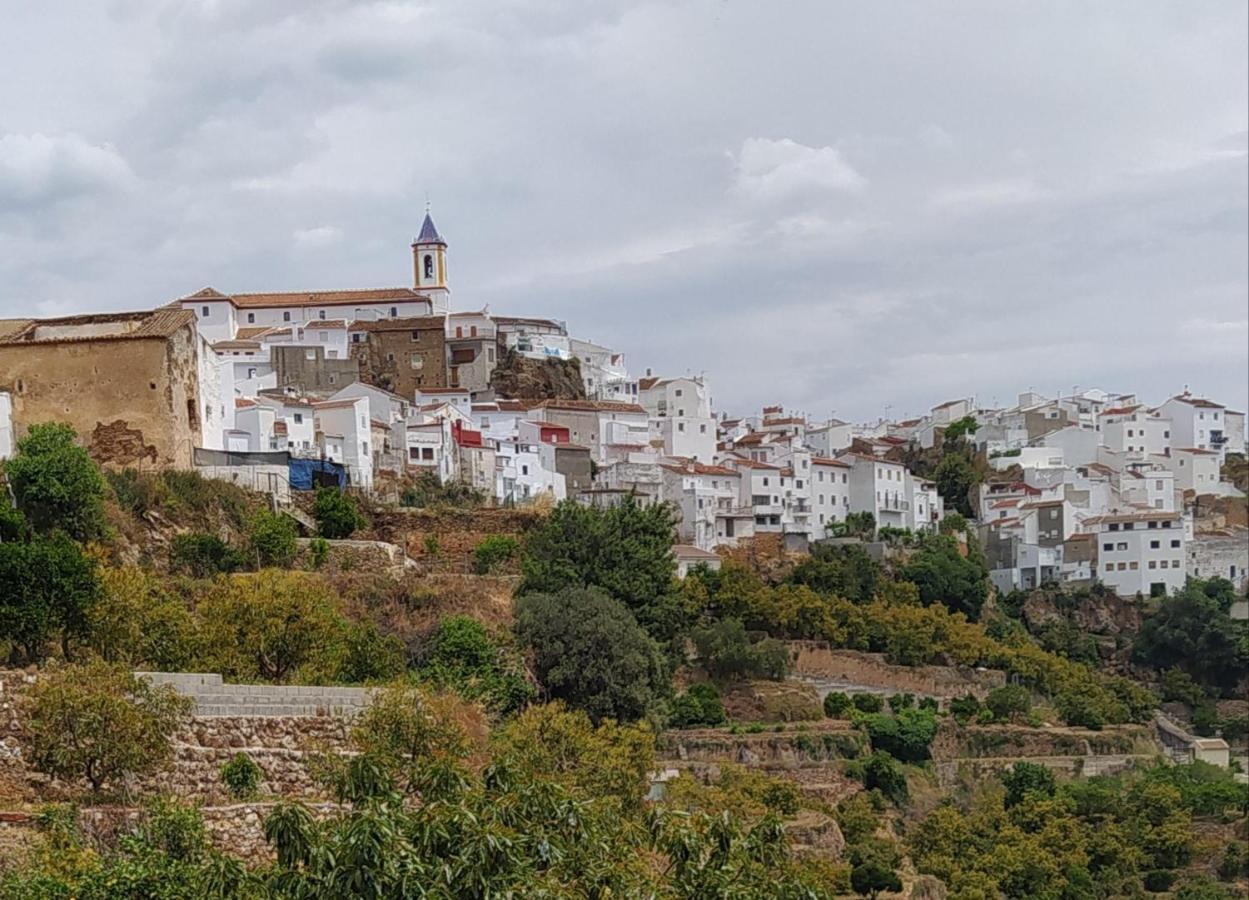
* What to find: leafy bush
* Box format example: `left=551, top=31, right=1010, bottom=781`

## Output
left=984, top=684, right=1031, bottom=722
left=858, top=750, right=908, bottom=805
left=691, top=617, right=788, bottom=681
left=137, top=797, right=207, bottom=861
left=1002, top=761, right=1056, bottom=808
left=419, top=616, right=533, bottom=716
left=220, top=753, right=263, bottom=800
left=19, top=661, right=191, bottom=794
left=787, top=543, right=881, bottom=603
left=897, top=533, right=988, bottom=621
left=400, top=472, right=486, bottom=508
left=515, top=587, right=669, bottom=723
left=170, top=532, right=245, bottom=577
left=948, top=693, right=981, bottom=723
left=471, top=534, right=519, bottom=574
left=669, top=682, right=726, bottom=728
left=3, top=422, right=107, bottom=541
left=308, top=536, right=330, bottom=570
left=87, top=567, right=198, bottom=671
left=824, top=691, right=853, bottom=719
left=852, top=693, right=884, bottom=714
left=888, top=692, right=915, bottom=712
left=312, top=487, right=366, bottom=539
left=246, top=510, right=298, bottom=568
left=859, top=709, right=938, bottom=763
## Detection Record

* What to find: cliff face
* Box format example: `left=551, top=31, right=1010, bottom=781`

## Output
left=489, top=348, right=586, bottom=401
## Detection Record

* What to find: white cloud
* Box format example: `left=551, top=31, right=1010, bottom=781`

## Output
left=292, top=225, right=344, bottom=249
left=0, top=132, right=134, bottom=205
left=929, top=178, right=1049, bottom=213
left=731, top=137, right=867, bottom=202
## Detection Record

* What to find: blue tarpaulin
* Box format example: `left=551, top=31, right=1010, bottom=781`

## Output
left=288, top=458, right=348, bottom=490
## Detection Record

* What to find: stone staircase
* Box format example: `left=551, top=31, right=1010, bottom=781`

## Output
left=138, top=672, right=372, bottom=718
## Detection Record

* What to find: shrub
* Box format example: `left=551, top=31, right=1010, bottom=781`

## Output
left=859, top=709, right=938, bottom=763
left=888, top=692, right=915, bottom=712
left=897, top=532, right=988, bottom=620
left=312, top=488, right=366, bottom=539
left=4, top=422, right=107, bottom=541
left=691, top=618, right=789, bottom=681
left=170, top=532, right=245, bottom=577
left=948, top=693, right=981, bottom=723
left=0, top=532, right=101, bottom=664
left=308, top=537, right=330, bottom=570
left=220, top=753, right=263, bottom=800
left=137, top=797, right=207, bottom=861
left=985, top=684, right=1032, bottom=722
left=852, top=693, right=884, bottom=714
left=918, top=696, right=939, bottom=713
left=20, top=661, right=191, bottom=794
left=1002, top=761, right=1056, bottom=808
left=515, top=587, right=669, bottom=724
left=859, top=751, right=908, bottom=805
left=471, top=534, right=519, bottom=574
left=247, top=510, right=298, bottom=568
left=824, top=691, right=853, bottom=718
left=1143, top=869, right=1176, bottom=892
left=670, top=682, right=726, bottom=728
left=419, top=615, right=533, bottom=716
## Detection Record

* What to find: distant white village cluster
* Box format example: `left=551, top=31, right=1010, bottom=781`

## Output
left=0, top=213, right=1244, bottom=596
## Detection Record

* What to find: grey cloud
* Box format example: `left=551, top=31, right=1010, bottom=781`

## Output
left=0, top=0, right=1244, bottom=418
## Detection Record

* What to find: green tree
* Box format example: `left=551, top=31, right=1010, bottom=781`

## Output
left=787, top=543, right=881, bottom=603
left=933, top=451, right=977, bottom=518
left=246, top=510, right=298, bottom=569
left=311, top=487, right=366, bottom=539
left=898, top=533, right=988, bottom=620
left=419, top=615, right=534, bottom=716
left=691, top=617, right=789, bottom=681
left=859, top=708, right=938, bottom=763
left=87, top=567, right=199, bottom=670
left=943, top=415, right=980, bottom=444
left=1002, top=761, right=1057, bottom=808
left=848, top=838, right=903, bottom=899
left=824, top=691, right=853, bottom=718
left=985, top=683, right=1032, bottom=722
left=0, top=532, right=100, bottom=663
left=859, top=751, right=908, bottom=805
left=515, top=587, right=669, bottom=723
left=3, top=422, right=107, bottom=541
left=1133, top=579, right=1247, bottom=694
left=195, top=570, right=345, bottom=682
left=518, top=496, right=685, bottom=642
left=19, top=660, right=190, bottom=794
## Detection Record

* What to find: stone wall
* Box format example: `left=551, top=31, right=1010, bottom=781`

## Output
left=1189, top=531, right=1249, bottom=591
left=788, top=645, right=1006, bottom=700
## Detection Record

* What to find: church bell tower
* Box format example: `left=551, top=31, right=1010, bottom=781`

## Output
left=412, top=203, right=450, bottom=314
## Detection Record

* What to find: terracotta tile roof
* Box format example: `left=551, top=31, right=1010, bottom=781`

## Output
left=1175, top=447, right=1218, bottom=455
left=0, top=309, right=195, bottom=345
left=212, top=340, right=261, bottom=351
left=313, top=398, right=363, bottom=410
left=235, top=326, right=274, bottom=340
left=534, top=399, right=646, bottom=414
left=182, top=287, right=432, bottom=310
left=673, top=544, right=720, bottom=560
left=660, top=461, right=738, bottom=477
left=1171, top=395, right=1223, bottom=409
left=235, top=398, right=257, bottom=409
left=1101, top=405, right=1141, bottom=416
left=726, top=457, right=781, bottom=470
left=1083, top=511, right=1179, bottom=525
left=349, top=315, right=446, bottom=332
left=811, top=457, right=851, bottom=468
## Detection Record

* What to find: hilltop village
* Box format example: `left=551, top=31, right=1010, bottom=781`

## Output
left=0, top=215, right=1246, bottom=898
left=0, top=212, right=1244, bottom=597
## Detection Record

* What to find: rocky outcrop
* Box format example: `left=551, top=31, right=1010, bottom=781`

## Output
left=489, top=348, right=586, bottom=401
left=788, top=645, right=1006, bottom=699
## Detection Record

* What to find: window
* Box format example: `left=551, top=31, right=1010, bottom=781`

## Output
left=456, top=326, right=463, bottom=338
left=352, top=333, right=362, bottom=343
left=1148, top=561, right=1157, bottom=569
left=201, top=305, right=209, bottom=317
left=488, top=348, right=495, bottom=363
left=1117, top=562, right=1126, bottom=571
left=1150, top=540, right=1159, bottom=549
left=677, top=422, right=685, bottom=432
left=424, top=255, right=434, bottom=279
left=293, top=413, right=303, bottom=424
left=1148, top=520, right=1158, bottom=529
left=248, top=313, right=255, bottom=323
left=247, top=367, right=257, bottom=379
left=1104, top=563, right=1113, bottom=572
left=1103, top=543, right=1114, bottom=552
left=1155, top=480, right=1163, bottom=490
left=1160, top=560, right=1168, bottom=569
left=762, top=477, right=769, bottom=486
left=1109, top=523, right=1120, bottom=531
left=700, top=424, right=707, bottom=433
left=283, top=311, right=291, bottom=322
left=521, top=464, right=529, bottom=475
left=1116, top=542, right=1128, bottom=551
left=305, top=349, right=316, bottom=360
left=675, top=389, right=683, bottom=397
left=386, top=353, right=395, bottom=362
left=422, top=447, right=434, bottom=461
left=1170, top=539, right=1180, bottom=548
left=318, top=310, right=326, bottom=320
left=389, top=307, right=398, bottom=317
left=1129, top=562, right=1138, bottom=570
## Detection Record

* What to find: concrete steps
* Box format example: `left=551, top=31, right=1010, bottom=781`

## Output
left=137, top=672, right=372, bottom=718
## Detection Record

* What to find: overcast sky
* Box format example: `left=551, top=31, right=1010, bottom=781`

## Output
left=1, top=1, right=1245, bottom=420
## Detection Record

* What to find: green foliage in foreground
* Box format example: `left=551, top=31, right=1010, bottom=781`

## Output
left=4, top=422, right=107, bottom=541
left=2, top=692, right=844, bottom=899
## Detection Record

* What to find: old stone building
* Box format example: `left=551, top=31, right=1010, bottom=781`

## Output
left=0, top=309, right=205, bottom=467
left=350, top=317, right=448, bottom=400
left=272, top=344, right=361, bottom=394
